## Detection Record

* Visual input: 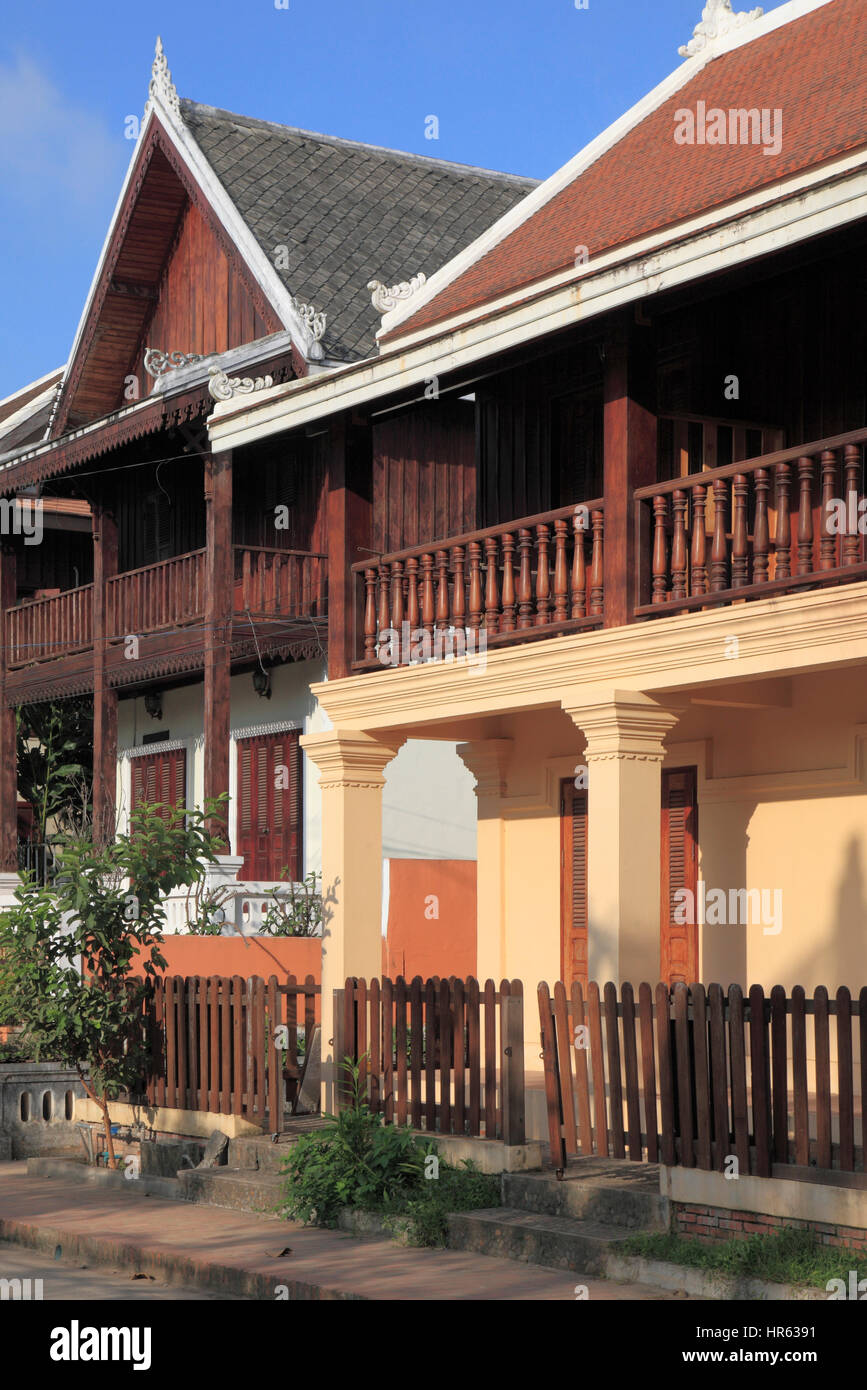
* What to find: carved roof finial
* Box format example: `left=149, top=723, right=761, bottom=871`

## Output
left=678, top=0, right=763, bottom=59
left=148, top=35, right=181, bottom=118
left=368, top=272, right=427, bottom=316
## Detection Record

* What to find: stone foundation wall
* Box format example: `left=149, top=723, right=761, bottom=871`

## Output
left=674, top=1201, right=867, bottom=1252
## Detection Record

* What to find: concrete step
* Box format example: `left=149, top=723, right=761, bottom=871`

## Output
left=176, top=1167, right=286, bottom=1215
left=503, top=1163, right=667, bottom=1230
left=228, top=1118, right=327, bottom=1172
left=447, top=1206, right=636, bottom=1275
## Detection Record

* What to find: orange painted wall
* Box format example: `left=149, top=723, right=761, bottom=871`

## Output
left=131, top=937, right=322, bottom=1022
left=382, top=859, right=477, bottom=980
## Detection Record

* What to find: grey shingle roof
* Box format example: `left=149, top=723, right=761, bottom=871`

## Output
left=180, top=101, right=537, bottom=362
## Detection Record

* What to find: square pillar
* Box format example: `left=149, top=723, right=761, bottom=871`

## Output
left=204, top=451, right=233, bottom=844
left=456, top=739, right=511, bottom=984
left=564, top=691, right=680, bottom=985
left=92, top=502, right=118, bottom=845
left=300, top=727, right=403, bottom=1110
left=326, top=415, right=372, bottom=680
left=602, top=319, right=657, bottom=628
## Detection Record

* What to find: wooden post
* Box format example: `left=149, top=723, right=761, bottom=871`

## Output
left=602, top=319, right=657, bottom=628
left=92, top=502, right=118, bottom=845
left=0, top=544, right=17, bottom=874
left=501, top=990, right=525, bottom=1147
left=204, top=451, right=233, bottom=844
left=327, top=414, right=372, bottom=679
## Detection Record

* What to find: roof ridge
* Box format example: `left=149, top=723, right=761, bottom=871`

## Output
left=178, top=99, right=538, bottom=186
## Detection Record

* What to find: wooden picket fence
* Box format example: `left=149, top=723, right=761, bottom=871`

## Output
left=143, top=973, right=319, bottom=1128
left=540, top=980, right=867, bottom=1179
left=337, top=976, right=525, bottom=1143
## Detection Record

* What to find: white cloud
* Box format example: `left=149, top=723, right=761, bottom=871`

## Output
left=0, top=53, right=124, bottom=209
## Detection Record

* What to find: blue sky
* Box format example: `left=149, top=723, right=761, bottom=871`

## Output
left=0, top=0, right=790, bottom=400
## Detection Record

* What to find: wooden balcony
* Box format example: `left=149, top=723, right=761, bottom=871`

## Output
left=634, top=426, right=867, bottom=616
left=352, top=500, right=605, bottom=669
left=5, top=545, right=328, bottom=673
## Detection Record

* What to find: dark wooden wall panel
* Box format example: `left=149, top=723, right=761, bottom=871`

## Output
left=372, top=398, right=476, bottom=553
left=232, top=434, right=328, bottom=554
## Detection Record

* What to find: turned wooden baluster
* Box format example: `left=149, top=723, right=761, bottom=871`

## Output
left=377, top=563, right=390, bottom=650
left=690, top=483, right=707, bottom=596
left=420, top=553, right=435, bottom=635
left=516, top=529, right=534, bottom=629
left=710, top=480, right=729, bottom=592
left=553, top=519, right=569, bottom=622
left=500, top=533, right=516, bottom=631
left=571, top=512, right=586, bottom=618
left=652, top=495, right=669, bottom=604
left=671, top=490, right=688, bottom=599
left=484, top=537, right=500, bottom=635
left=589, top=510, right=604, bottom=616
left=819, top=448, right=838, bottom=571
left=797, top=456, right=814, bottom=575
left=752, top=468, right=770, bottom=585
left=390, top=560, right=404, bottom=632
left=467, top=541, right=483, bottom=629
left=774, top=463, right=791, bottom=579
left=451, top=546, right=466, bottom=633
left=843, top=444, right=862, bottom=566
left=534, top=524, right=551, bottom=626
left=363, top=568, right=378, bottom=660
left=435, top=550, right=450, bottom=633
left=405, top=555, right=420, bottom=630
left=731, top=475, right=749, bottom=589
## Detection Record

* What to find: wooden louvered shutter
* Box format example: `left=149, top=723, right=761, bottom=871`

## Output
left=660, top=766, right=698, bottom=985
left=130, top=748, right=186, bottom=822
left=560, top=780, right=588, bottom=992
left=235, top=730, right=303, bottom=881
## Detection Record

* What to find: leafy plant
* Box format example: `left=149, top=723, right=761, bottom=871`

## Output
left=261, top=870, right=323, bottom=937
left=0, top=797, right=224, bottom=1169
left=280, top=1056, right=500, bottom=1245
left=621, top=1226, right=867, bottom=1290
left=16, top=698, right=93, bottom=846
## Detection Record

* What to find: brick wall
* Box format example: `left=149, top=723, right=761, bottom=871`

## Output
left=674, top=1202, right=867, bottom=1252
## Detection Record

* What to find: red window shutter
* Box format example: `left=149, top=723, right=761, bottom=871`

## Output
left=130, top=748, right=186, bottom=822
left=660, top=766, right=698, bottom=985
left=234, top=730, right=303, bottom=881
left=560, top=780, right=588, bottom=992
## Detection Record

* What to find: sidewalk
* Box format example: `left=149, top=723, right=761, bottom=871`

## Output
left=0, top=1163, right=693, bottom=1301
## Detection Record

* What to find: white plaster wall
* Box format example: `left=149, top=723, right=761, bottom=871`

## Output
left=382, top=739, right=477, bottom=860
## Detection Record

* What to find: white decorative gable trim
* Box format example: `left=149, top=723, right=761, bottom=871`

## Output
left=144, top=347, right=203, bottom=378
left=368, top=273, right=427, bottom=316
left=146, top=36, right=181, bottom=120
left=120, top=737, right=199, bottom=759
left=679, top=0, right=763, bottom=57
left=291, top=299, right=327, bottom=361
left=231, top=719, right=301, bottom=742
left=208, top=365, right=275, bottom=401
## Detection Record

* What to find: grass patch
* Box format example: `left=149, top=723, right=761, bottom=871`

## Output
left=621, top=1226, right=867, bottom=1289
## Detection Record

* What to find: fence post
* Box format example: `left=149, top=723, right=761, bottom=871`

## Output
left=333, top=988, right=345, bottom=1114
left=502, top=991, right=526, bottom=1147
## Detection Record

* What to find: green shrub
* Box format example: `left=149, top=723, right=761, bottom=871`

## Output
left=280, top=1056, right=500, bottom=1245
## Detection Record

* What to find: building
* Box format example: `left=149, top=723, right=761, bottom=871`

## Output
left=0, top=39, right=538, bottom=926
left=201, top=0, right=867, bottom=1096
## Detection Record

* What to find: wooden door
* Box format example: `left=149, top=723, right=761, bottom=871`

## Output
left=130, top=746, right=186, bottom=819
left=236, top=731, right=302, bottom=881
left=660, top=766, right=698, bottom=985
left=560, top=779, right=589, bottom=992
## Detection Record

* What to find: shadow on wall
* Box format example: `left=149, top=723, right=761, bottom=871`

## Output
left=382, top=859, right=477, bottom=980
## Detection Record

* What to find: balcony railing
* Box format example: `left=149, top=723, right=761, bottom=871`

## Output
left=353, top=500, right=604, bottom=668
left=234, top=546, right=327, bottom=619
left=5, top=546, right=327, bottom=668
left=634, top=426, right=867, bottom=616
left=7, top=584, right=93, bottom=666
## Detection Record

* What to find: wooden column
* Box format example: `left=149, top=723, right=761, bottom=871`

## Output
left=326, top=414, right=372, bottom=680
left=92, top=502, right=118, bottom=845
left=602, top=319, right=657, bottom=628
left=204, top=451, right=233, bottom=845
left=0, top=544, right=18, bottom=872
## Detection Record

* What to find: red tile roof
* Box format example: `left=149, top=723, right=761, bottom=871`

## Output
left=383, top=0, right=866, bottom=344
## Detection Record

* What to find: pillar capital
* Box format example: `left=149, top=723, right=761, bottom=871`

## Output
left=301, top=728, right=403, bottom=790
left=563, top=689, right=681, bottom=761
left=456, top=738, right=512, bottom=799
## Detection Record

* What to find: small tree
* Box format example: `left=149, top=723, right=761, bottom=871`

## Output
left=0, top=799, right=224, bottom=1169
